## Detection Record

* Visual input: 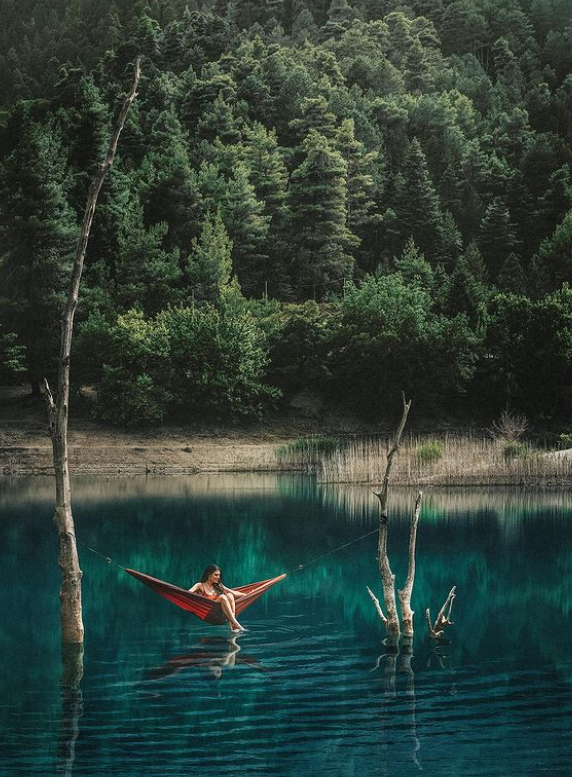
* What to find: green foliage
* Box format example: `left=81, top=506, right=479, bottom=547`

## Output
left=0, top=116, right=77, bottom=391
left=2, top=0, right=572, bottom=424
left=487, top=287, right=572, bottom=416
left=93, top=301, right=279, bottom=425
left=0, top=325, right=26, bottom=383
left=502, top=441, right=528, bottom=459
left=185, top=209, right=233, bottom=301
left=275, top=435, right=340, bottom=464
left=416, top=441, right=444, bottom=464
left=329, top=273, right=480, bottom=416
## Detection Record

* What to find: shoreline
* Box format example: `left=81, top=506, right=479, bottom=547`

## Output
left=2, top=388, right=572, bottom=484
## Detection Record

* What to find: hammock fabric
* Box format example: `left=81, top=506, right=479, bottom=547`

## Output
left=125, top=568, right=287, bottom=625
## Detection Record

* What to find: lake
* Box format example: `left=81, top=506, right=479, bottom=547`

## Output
left=1, top=474, right=571, bottom=777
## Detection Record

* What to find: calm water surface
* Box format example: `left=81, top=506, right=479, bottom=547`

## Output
left=1, top=475, right=571, bottom=777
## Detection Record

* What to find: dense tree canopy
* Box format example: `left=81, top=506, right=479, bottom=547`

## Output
left=1, top=0, right=572, bottom=422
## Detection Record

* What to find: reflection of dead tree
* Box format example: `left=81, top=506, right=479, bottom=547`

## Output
left=56, top=645, right=84, bottom=777
left=426, top=586, right=456, bottom=639
left=375, top=641, right=422, bottom=772
left=367, top=394, right=423, bottom=640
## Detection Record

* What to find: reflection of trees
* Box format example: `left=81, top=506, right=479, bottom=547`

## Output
left=3, top=474, right=572, bottom=704
left=57, top=645, right=84, bottom=777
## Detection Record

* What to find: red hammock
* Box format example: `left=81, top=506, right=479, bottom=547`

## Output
left=125, top=568, right=287, bottom=625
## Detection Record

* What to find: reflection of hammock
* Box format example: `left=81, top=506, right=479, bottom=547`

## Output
left=125, top=568, right=287, bottom=625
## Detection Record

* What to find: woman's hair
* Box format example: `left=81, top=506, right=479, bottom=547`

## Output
left=200, top=564, right=224, bottom=593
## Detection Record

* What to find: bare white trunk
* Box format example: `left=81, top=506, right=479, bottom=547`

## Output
left=398, top=491, right=422, bottom=637
left=370, top=393, right=412, bottom=637
left=45, top=57, right=142, bottom=644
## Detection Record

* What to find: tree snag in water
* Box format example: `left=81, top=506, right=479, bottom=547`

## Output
left=425, top=586, right=456, bottom=639
left=370, top=393, right=412, bottom=639
left=45, top=57, right=142, bottom=645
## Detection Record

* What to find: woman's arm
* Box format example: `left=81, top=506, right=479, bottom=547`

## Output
left=188, top=582, right=202, bottom=593
left=223, top=585, right=245, bottom=597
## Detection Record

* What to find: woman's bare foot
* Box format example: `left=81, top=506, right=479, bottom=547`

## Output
left=229, top=620, right=245, bottom=632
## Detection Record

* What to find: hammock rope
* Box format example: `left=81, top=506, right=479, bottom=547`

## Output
left=75, top=525, right=380, bottom=625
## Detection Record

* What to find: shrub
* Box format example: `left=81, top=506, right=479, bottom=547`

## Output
left=276, top=436, right=340, bottom=464
left=91, top=301, right=279, bottom=425
left=502, top=441, right=528, bottom=459
left=416, top=441, right=444, bottom=464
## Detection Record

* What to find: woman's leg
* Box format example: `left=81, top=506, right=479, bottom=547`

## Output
left=217, top=594, right=243, bottom=630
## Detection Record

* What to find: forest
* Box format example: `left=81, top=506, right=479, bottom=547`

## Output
left=1, top=0, right=572, bottom=424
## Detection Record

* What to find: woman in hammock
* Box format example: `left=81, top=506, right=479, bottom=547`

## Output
left=189, top=564, right=246, bottom=632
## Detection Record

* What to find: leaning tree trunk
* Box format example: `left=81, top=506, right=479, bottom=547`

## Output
left=45, top=58, right=142, bottom=645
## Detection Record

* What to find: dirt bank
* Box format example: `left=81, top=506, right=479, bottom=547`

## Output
left=0, top=386, right=365, bottom=476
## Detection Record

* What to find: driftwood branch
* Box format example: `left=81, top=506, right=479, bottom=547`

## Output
left=45, top=57, right=142, bottom=645
left=398, top=490, right=422, bottom=637
left=425, top=586, right=456, bottom=638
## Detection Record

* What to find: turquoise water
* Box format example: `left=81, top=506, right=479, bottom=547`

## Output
left=1, top=475, right=572, bottom=776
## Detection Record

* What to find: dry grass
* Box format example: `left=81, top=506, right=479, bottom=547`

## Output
left=317, top=433, right=572, bottom=487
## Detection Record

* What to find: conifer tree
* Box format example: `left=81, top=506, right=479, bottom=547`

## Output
left=443, top=248, right=490, bottom=330
left=287, top=129, right=358, bottom=295
left=221, top=162, right=270, bottom=291
left=196, top=91, right=242, bottom=145
left=185, top=209, right=233, bottom=301
left=0, top=118, right=77, bottom=394
left=394, top=239, right=434, bottom=290
left=497, top=252, right=527, bottom=295
left=478, top=196, right=518, bottom=276
left=394, top=138, right=444, bottom=261
left=114, top=196, right=182, bottom=314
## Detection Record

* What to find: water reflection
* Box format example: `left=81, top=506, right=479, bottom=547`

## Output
left=57, top=645, right=83, bottom=777
left=2, top=474, right=572, bottom=777
left=144, top=635, right=267, bottom=684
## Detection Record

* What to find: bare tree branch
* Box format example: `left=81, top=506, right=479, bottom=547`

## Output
left=367, top=585, right=388, bottom=627
left=426, top=586, right=456, bottom=638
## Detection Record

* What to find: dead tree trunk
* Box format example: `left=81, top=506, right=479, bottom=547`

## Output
left=426, top=586, right=456, bottom=639
left=398, top=490, right=422, bottom=638
left=370, top=393, right=412, bottom=638
left=45, top=57, right=142, bottom=645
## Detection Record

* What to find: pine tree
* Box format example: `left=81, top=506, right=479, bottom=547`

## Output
left=535, top=164, right=572, bottom=244
left=114, top=195, right=182, bottom=314
left=497, top=252, right=526, bottom=295
left=196, top=91, right=242, bottom=145
left=289, top=95, right=337, bottom=143
left=221, top=162, right=270, bottom=291
left=443, top=250, right=490, bottom=330
left=287, top=130, right=358, bottom=295
left=139, top=108, right=203, bottom=253
left=335, top=118, right=382, bottom=267
left=184, top=209, right=233, bottom=301
left=243, top=122, right=289, bottom=228
left=319, top=0, right=358, bottom=41
left=291, top=8, right=318, bottom=43
left=394, top=138, right=444, bottom=261
left=394, top=239, right=434, bottom=289
left=478, top=197, right=518, bottom=277
left=0, top=118, right=77, bottom=393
